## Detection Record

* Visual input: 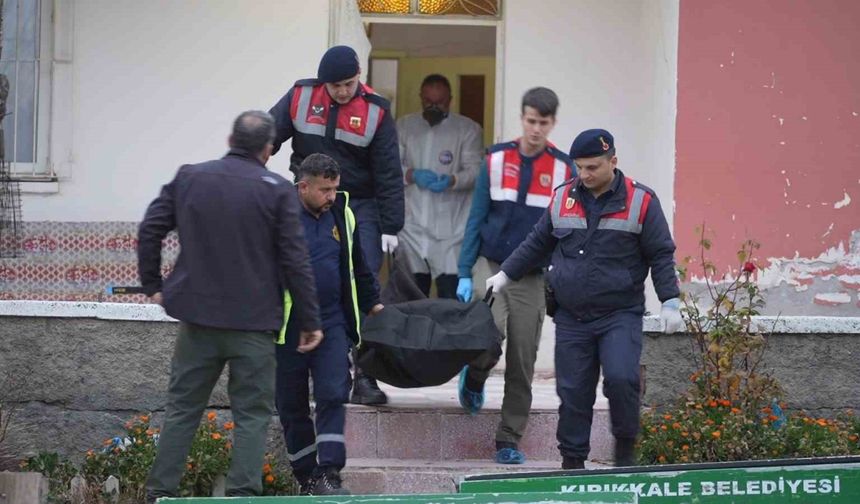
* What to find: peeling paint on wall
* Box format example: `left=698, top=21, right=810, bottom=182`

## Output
left=675, top=0, right=860, bottom=315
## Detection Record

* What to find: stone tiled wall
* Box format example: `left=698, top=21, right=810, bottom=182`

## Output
left=0, top=222, right=177, bottom=302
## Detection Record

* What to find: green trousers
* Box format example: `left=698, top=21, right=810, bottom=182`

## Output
left=146, top=322, right=275, bottom=498
left=470, top=259, right=546, bottom=446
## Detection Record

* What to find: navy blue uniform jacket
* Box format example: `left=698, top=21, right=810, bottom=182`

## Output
left=501, top=170, right=680, bottom=322
left=137, top=149, right=321, bottom=333
left=293, top=192, right=381, bottom=345
left=269, top=79, right=404, bottom=235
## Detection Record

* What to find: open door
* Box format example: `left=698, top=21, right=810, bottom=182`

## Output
left=328, top=0, right=372, bottom=79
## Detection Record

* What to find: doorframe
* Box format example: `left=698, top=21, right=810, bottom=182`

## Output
left=357, top=14, right=505, bottom=143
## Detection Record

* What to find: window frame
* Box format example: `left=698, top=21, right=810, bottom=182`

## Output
left=3, top=0, right=54, bottom=181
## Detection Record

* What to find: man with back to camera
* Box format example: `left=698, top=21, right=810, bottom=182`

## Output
left=138, top=110, right=322, bottom=502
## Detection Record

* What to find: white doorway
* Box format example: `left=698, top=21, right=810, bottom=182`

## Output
left=359, top=14, right=504, bottom=147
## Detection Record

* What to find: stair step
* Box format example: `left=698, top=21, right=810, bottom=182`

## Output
left=342, top=458, right=611, bottom=495
left=344, top=376, right=614, bottom=463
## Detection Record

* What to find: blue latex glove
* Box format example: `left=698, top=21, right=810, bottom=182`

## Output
left=412, top=169, right=438, bottom=189
left=456, top=277, right=473, bottom=302
left=428, top=174, right=451, bottom=193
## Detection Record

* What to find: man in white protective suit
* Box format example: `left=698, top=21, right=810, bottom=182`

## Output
left=396, top=74, right=483, bottom=298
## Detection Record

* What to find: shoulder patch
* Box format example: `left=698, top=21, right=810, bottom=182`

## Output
left=261, top=175, right=281, bottom=186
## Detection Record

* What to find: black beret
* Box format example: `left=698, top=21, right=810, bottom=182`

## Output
left=570, top=129, right=614, bottom=159
left=318, top=45, right=360, bottom=83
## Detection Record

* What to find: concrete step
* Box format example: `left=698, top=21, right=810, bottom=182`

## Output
left=341, top=458, right=611, bottom=495
left=343, top=376, right=614, bottom=463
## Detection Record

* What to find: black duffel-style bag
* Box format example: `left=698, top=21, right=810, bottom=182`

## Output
left=357, top=254, right=501, bottom=388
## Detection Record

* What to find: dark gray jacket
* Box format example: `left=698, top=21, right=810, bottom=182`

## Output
left=138, top=149, right=321, bottom=332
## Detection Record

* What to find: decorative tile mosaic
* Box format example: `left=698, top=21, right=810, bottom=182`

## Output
left=0, top=222, right=178, bottom=302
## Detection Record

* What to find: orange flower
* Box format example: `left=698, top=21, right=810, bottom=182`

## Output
left=224, top=421, right=235, bottom=431
left=708, top=400, right=718, bottom=408
left=225, top=442, right=233, bottom=450
left=146, top=428, right=156, bottom=437
left=681, top=431, right=689, bottom=437
left=139, top=415, right=150, bottom=423
left=761, top=406, right=773, bottom=414
left=187, top=463, right=194, bottom=470
left=672, top=422, right=681, bottom=430
left=663, top=414, right=672, bottom=421
left=657, top=455, right=666, bottom=463
left=705, top=419, right=715, bottom=425
left=762, top=418, right=770, bottom=424
left=711, top=431, right=721, bottom=439
left=207, top=411, right=217, bottom=422
left=731, top=407, right=741, bottom=414
left=262, top=463, right=272, bottom=474
left=720, top=400, right=731, bottom=407
left=695, top=404, right=704, bottom=410
left=661, top=425, right=668, bottom=431
left=816, top=418, right=828, bottom=427
left=650, top=427, right=658, bottom=433
left=768, top=415, right=778, bottom=421
left=86, top=449, right=95, bottom=458
left=682, top=444, right=690, bottom=451
left=211, top=433, right=222, bottom=440
left=849, top=435, right=858, bottom=442
left=265, top=474, right=275, bottom=484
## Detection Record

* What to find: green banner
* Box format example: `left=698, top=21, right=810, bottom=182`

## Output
left=460, top=457, right=860, bottom=503
left=161, top=491, right=636, bottom=504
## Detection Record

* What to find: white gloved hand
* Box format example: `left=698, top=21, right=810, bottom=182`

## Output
left=485, top=270, right=510, bottom=294
left=381, top=234, right=399, bottom=253
left=660, top=298, right=684, bottom=334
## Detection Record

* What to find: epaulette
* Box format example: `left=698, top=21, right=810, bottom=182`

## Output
left=629, top=177, right=658, bottom=196
left=486, top=141, right=519, bottom=155
left=293, top=78, right=319, bottom=87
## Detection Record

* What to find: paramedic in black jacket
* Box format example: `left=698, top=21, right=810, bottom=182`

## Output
left=138, top=111, right=322, bottom=502
left=269, top=45, right=403, bottom=405
left=275, top=153, right=382, bottom=496
left=484, top=129, right=684, bottom=469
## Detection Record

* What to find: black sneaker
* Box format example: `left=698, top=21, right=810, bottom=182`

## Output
left=350, top=373, right=388, bottom=405
left=297, top=476, right=315, bottom=496
left=311, top=467, right=350, bottom=495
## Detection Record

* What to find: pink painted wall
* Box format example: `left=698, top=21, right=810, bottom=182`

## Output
left=675, top=0, right=859, bottom=273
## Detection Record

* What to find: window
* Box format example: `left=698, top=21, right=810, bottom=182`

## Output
left=358, top=0, right=500, bottom=17
left=1, top=0, right=51, bottom=178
